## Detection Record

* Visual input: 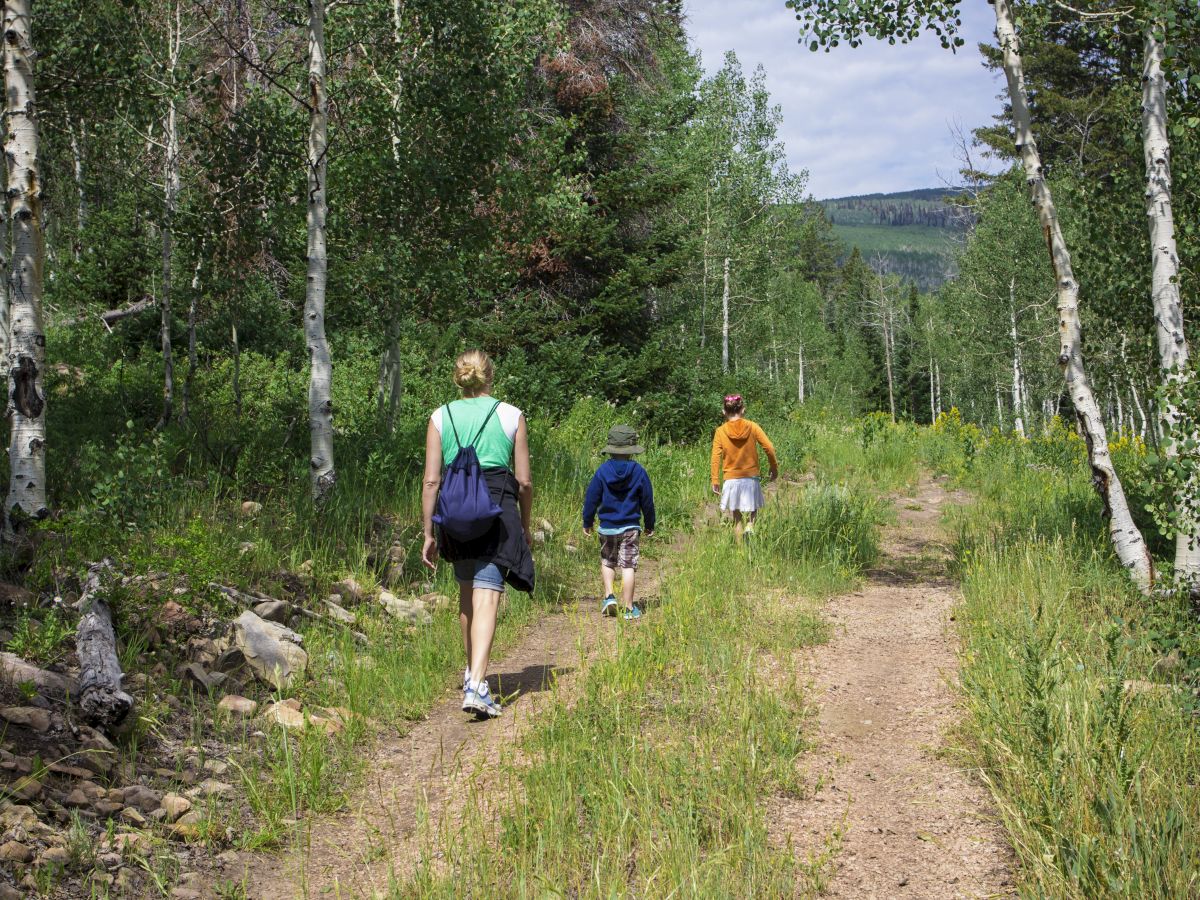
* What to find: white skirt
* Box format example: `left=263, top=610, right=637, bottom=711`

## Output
left=720, top=477, right=764, bottom=512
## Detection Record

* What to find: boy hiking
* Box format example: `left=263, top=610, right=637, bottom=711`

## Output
left=711, top=394, right=777, bottom=542
left=583, top=425, right=655, bottom=620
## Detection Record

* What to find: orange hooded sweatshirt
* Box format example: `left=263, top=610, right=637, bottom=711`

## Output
left=711, top=418, right=777, bottom=486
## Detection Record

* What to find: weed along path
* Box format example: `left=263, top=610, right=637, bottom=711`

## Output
left=239, top=559, right=665, bottom=899
left=775, top=474, right=1013, bottom=898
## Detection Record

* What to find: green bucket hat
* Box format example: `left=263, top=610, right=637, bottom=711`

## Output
left=602, top=424, right=644, bottom=456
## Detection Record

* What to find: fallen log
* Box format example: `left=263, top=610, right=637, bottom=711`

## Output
left=58, top=297, right=157, bottom=330
left=75, top=561, right=134, bottom=731
left=0, top=652, right=77, bottom=701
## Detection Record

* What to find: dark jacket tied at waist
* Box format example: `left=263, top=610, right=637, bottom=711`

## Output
left=436, top=467, right=534, bottom=594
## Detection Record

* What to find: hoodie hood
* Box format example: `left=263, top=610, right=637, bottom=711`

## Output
left=723, top=419, right=753, bottom=442
left=600, top=459, right=637, bottom=493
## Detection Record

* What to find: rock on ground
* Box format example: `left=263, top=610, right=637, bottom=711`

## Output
left=232, top=611, right=307, bottom=690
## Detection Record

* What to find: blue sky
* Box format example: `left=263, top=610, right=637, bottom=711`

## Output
left=683, top=1, right=1006, bottom=199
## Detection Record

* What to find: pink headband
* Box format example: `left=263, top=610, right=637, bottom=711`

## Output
left=724, top=394, right=743, bottom=408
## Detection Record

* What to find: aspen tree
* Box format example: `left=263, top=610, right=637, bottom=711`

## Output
left=3, top=0, right=47, bottom=533
left=305, top=0, right=335, bottom=502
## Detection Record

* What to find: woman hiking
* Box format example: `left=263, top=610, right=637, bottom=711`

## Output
left=421, top=350, right=534, bottom=719
left=711, top=394, right=778, bottom=542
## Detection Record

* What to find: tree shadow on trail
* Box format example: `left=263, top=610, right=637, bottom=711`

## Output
left=489, top=664, right=572, bottom=701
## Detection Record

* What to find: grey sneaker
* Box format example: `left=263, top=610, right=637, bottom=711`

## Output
left=464, top=680, right=502, bottom=719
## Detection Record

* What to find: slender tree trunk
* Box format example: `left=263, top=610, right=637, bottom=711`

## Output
left=883, top=316, right=895, bottom=421
left=1142, top=26, right=1199, bottom=586
left=1116, top=389, right=1124, bottom=437
left=934, top=361, right=943, bottom=415
left=157, top=3, right=181, bottom=429
left=995, top=0, right=1152, bottom=591
left=700, top=190, right=710, bottom=349
left=182, top=253, right=201, bottom=421
left=68, top=118, right=84, bottom=261
left=797, top=343, right=805, bottom=403
left=377, top=322, right=402, bottom=433
left=1010, top=277, right=1026, bottom=438
left=3, top=0, right=48, bottom=533
left=231, top=318, right=241, bottom=419
left=305, top=0, right=334, bottom=502
left=929, top=358, right=936, bottom=424
left=721, top=255, right=730, bottom=374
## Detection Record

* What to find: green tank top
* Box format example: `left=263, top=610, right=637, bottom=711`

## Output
left=437, top=397, right=516, bottom=469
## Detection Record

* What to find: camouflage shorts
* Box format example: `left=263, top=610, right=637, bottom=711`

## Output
left=599, top=529, right=640, bottom=570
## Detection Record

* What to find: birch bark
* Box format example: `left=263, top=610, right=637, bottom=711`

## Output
left=797, top=343, right=805, bottom=403
left=1010, top=277, right=1026, bottom=438
left=183, top=255, right=200, bottom=421
left=3, top=0, right=48, bottom=533
left=721, top=256, right=730, bottom=374
left=994, top=0, right=1152, bottom=591
left=305, top=0, right=334, bottom=502
left=377, top=324, right=402, bottom=433
left=1141, top=26, right=1199, bottom=585
left=157, top=2, right=182, bottom=429
left=929, top=358, right=936, bottom=424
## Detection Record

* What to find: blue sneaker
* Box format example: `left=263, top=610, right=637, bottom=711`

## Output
left=622, top=604, right=642, bottom=621
left=464, top=680, right=502, bottom=719
left=601, top=594, right=618, bottom=617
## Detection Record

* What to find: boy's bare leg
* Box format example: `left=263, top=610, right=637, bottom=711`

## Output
left=620, top=567, right=636, bottom=609
left=468, top=587, right=502, bottom=685
left=601, top=562, right=616, bottom=598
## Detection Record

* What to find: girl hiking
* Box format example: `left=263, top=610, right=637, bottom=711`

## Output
left=711, top=394, right=778, bottom=542
left=422, top=350, right=534, bottom=719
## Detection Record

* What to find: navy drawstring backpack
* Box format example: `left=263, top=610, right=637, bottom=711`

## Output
left=433, top=401, right=504, bottom=542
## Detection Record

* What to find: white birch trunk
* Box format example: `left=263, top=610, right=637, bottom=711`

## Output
left=995, top=382, right=1004, bottom=430
left=995, top=0, right=1153, bottom=591
left=1116, top=389, right=1124, bottom=437
left=797, top=343, right=805, bottom=403
left=700, top=190, right=710, bottom=349
left=1010, top=277, right=1026, bottom=438
left=883, top=314, right=895, bottom=421
left=1142, top=26, right=1200, bottom=585
left=183, top=253, right=200, bottom=421
left=721, top=255, right=730, bottom=374
left=305, top=0, right=334, bottom=502
left=68, top=118, right=84, bottom=260
left=934, top=360, right=942, bottom=416
left=929, top=358, right=936, bottom=424
left=3, top=0, right=48, bottom=532
left=157, top=3, right=181, bottom=429
left=377, top=323, right=402, bottom=433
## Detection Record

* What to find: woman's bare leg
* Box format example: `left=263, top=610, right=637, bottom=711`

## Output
left=468, top=588, right=502, bottom=685
left=458, top=582, right=474, bottom=663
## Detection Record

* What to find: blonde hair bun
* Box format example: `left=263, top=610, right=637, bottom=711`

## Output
left=453, top=349, right=494, bottom=392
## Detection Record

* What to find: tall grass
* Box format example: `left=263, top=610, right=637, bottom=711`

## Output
left=943, top=433, right=1200, bottom=898
left=403, top=477, right=882, bottom=897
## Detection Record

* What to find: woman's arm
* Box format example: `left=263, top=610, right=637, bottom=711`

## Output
left=513, top=414, right=534, bottom=541
left=421, top=419, right=443, bottom=569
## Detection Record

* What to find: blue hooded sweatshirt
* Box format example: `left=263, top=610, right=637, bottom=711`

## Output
left=582, top=459, right=656, bottom=533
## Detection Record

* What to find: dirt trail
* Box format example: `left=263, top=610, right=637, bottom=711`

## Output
left=238, top=562, right=663, bottom=899
left=773, top=474, right=1013, bottom=898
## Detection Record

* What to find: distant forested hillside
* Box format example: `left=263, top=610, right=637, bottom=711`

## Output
left=820, top=189, right=970, bottom=291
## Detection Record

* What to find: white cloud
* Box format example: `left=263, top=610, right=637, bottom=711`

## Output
left=683, top=0, right=1005, bottom=198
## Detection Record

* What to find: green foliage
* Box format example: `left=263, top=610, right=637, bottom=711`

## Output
left=5, top=609, right=74, bottom=665
left=949, top=438, right=1200, bottom=897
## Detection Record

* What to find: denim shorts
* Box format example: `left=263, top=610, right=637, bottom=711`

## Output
left=452, top=559, right=507, bottom=592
